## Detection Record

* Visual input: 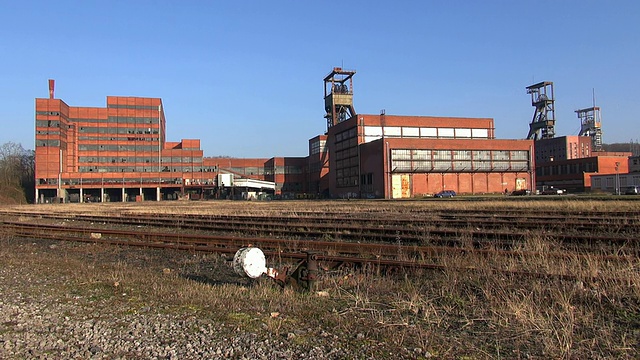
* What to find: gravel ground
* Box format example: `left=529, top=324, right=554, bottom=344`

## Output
left=0, top=237, right=421, bottom=360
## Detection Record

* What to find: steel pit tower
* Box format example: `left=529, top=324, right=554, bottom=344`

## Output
left=576, top=106, right=603, bottom=152
left=323, top=67, right=356, bottom=130
left=526, top=81, right=556, bottom=140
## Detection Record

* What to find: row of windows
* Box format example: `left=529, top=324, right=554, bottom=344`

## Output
left=336, top=167, right=360, bottom=177
left=309, top=140, right=327, bottom=155
left=335, top=128, right=357, bottom=142
left=391, top=149, right=529, bottom=161
left=335, top=137, right=358, bottom=151
left=592, top=176, right=640, bottom=189
left=337, top=176, right=359, bottom=187
left=78, top=145, right=159, bottom=151
left=78, top=126, right=159, bottom=134
left=39, top=177, right=202, bottom=186
left=107, top=104, right=160, bottom=110
left=78, top=156, right=203, bottom=164
left=335, top=128, right=359, bottom=187
left=71, top=116, right=159, bottom=124
left=78, top=166, right=214, bottom=173
left=391, top=159, right=529, bottom=172
left=36, top=117, right=159, bottom=127
left=335, top=147, right=358, bottom=161
left=36, top=120, right=61, bottom=128
left=536, top=162, right=597, bottom=176
left=309, top=161, right=327, bottom=173
left=336, top=157, right=359, bottom=169
left=336, top=162, right=359, bottom=187
left=78, top=136, right=156, bottom=142
left=36, top=130, right=60, bottom=135
left=363, top=126, right=491, bottom=142
left=36, top=140, right=61, bottom=147
left=107, top=116, right=159, bottom=124
left=262, top=165, right=304, bottom=175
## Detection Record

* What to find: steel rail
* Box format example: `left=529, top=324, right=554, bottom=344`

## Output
left=3, top=209, right=640, bottom=227
left=1, top=211, right=636, bottom=252
left=1, top=221, right=636, bottom=285
left=1, top=221, right=636, bottom=264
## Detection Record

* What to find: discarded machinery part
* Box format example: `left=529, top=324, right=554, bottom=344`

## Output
left=265, top=251, right=319, bottom=291
left=232, top=248, right=319, bottom=291
left=299, top=251, right=318, bottom=291
left=233, top=247, right=269, bottom=279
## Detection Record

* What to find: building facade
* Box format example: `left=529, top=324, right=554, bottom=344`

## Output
left=320, top=68, right=534, bottom=199
left=533, top=135, right=593, bottom=163
left=535, top=153, right=631, bottom=192
left=322, top=112, right=533, bottom=198
left=35, top=83, right=310, bottom=202
left=35, top=92, right=216, bottom=202
left=531, top=134, right=632, bottom=192
left=35, top=69, right=539, bottom=202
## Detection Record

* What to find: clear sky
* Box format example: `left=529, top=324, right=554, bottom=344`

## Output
left=1, top=1, right=638, bottom=157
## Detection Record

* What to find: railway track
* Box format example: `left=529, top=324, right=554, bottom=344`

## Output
left=1, top=210, right=637, bottom=255
left=1, top=219, right=637, bottom=284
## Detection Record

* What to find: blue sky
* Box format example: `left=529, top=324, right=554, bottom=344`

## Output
left=1, top=1, right=638, bottom=157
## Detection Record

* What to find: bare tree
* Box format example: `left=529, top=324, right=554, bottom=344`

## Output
left=0, top=142, right=35, bottom=204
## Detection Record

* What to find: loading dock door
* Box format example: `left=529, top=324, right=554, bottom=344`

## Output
left=391, top=174, right=411, bottom=199
left=515, top=178, right=527, bottom=191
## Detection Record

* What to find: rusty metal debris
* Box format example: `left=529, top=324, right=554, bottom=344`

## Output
left=233, top=247, right=318, bottom=291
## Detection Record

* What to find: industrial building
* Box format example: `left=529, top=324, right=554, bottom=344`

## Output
left=535, top=152, right=631, bottom=193
left=35, top=81, right=310, bottom=202
left=525, top=81, right=632, bottom=193
left=35, top=69, right=535, bottom=202
left=590, top=155, right=639, bottom=194
left=319, top=68, right=534, bottom=198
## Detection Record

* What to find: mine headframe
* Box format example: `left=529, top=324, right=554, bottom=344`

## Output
left=576, top=106, right=603, bottom=151
left=323, top=67, right=356, bottom=131
left=526, top=81, right=556, bottom=140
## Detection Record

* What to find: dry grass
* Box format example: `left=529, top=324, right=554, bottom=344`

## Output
left=7, top=197, right=640, bottom=217
left=1, top=199, right=639, bottom=359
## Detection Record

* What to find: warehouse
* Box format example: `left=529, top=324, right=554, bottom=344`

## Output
left=320, top=68, right=534, bottom=199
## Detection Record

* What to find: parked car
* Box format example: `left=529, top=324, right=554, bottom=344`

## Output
left=625, top=185, right=640, bottom=195
left=510, top=189, right=531, bottom=196
left=541, top=187, right=564, bottom=195
left=434, top=190, right=456, bottom=198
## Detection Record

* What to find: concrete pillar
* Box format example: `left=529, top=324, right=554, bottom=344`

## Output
left=80, top=188, right=84, bottom=203
left=122, top=188, right=126, bottom=202
left=101, top=187, right=104, bottom=203
left=35, top=189, right=39, bottom=204
left=157, top=187, right=161, bottom=201
left=140, top=187, right=143, bottom=201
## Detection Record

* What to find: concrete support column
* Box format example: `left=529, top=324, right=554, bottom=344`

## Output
left=157, top=187, right=161, bottom=201
left=101, top=187, right=104, bottom=203
left=35, top=189, right=39, bottom=204
left=80, top=188, right=84, bottom=203
left=122, top=188, right=126, bottom=202
left=140, top=187, right=143, bottom=201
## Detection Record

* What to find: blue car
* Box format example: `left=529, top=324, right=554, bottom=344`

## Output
left=434, top=190, right=456, bottom=198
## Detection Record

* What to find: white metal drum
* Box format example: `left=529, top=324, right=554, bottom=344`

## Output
left=233, top=247, right=268, bottom=279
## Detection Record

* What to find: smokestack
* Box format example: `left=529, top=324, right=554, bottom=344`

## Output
left=48, top=79, right=55, bottom=99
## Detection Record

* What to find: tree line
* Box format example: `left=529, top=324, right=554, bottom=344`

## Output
left=0, top=142, right=35, bottom=204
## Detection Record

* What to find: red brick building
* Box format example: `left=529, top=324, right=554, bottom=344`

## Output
left=535, top=151, right=631, bottom=192
left=35, top=89, right=217, bottom=202
left=531, top=134, right=632, bottom=192
left=35, top=70, right=537, bottom=202
left=35, top=82, right=309, bottom=202
left=320, top=68, right=534, bottom=199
